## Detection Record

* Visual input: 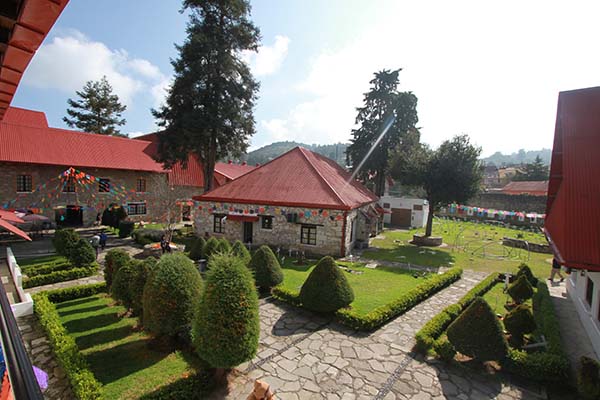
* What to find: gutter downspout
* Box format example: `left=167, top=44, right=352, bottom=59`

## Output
left=340, top=210, right=348, bottom=257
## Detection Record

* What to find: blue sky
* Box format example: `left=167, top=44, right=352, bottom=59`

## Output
left=13, top=0, right=600, bottom=156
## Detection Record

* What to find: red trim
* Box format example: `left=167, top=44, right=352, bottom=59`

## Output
left=226, top=214, right=259, bottom=222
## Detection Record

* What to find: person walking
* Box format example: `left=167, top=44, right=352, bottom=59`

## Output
left=99, top=231, right=108, bottom=250
left=549, top=258, right=565, bottom=283
left=90, top=234, right=100, bottom=259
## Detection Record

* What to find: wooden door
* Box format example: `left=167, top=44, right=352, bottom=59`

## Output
left=391, top=208, right=411, bottom=227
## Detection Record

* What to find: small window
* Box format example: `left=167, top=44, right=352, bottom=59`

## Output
left=301, top=225, right=317, bottom=245
left=98, top=178, right=110, bottom=193
left=127, top=202, right=146, bottom=216
left=261, top=216, right=273, bottom=230
left=62, top=177, right=76, bottom=193
left=16, top=175, right=32, bottom=192
left=213, top=214, right=225, bottom=233
left=383, top=203, right=391, bottom=209
left=136, top=178, right=146, bottom=193
left=413, top=204, right=423, bottom=211
left=586, top=278, right=594, bottom=307
left=182, top=205, right=191, bottom=221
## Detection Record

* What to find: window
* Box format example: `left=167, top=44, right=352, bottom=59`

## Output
left=383, top=203, right=391, bottom=209
left=213, top=214, right=225, bottom=233
left=413, top=204, right=423, bottom=211
left=182, top=205, right=191, bottom=221
left=98, top=178, right=110, bottom=193
left=261, top=216, right=273, bottom=230
left=301, top=225, right=317, bottom=245
left=62, top=177, right=75, bottom=192
left=16, top=175, right=32, bottom=192
left=586, top=278, right=594, bottom=307
left=127, top=202, right=147, bottom=216
left=136, top=178, right=146, bottom=193
left=350, top=218, right=356, bottom=242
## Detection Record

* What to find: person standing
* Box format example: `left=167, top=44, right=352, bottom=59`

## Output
left=549, top=258, right=565, bottom=283
left=90, top=234, right=100, bottom=259
left=99, top=231, right=108, bottom=250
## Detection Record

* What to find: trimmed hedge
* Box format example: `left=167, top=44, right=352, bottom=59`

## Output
left=215, top=238, right=232, bottom=255
left=415, top=272, right=500, bottom=353
left=23, top=265, right=98, bottom=289
left=248, top=245, right=284, bottom=290
left=44, top=282, right=107, bottom=303
left=336, top=267, right=463, bottom=331
left=202, top=237, right=219, bottom=261
left=111, top=263, right=135, bottom=308
left=53, top=228, right=80, bottom=257
left=188, top=237, right=206, bottom=261
left=68, top=239, right=97, bottom=267
left=118, top=220, right=135, bottom=238
left=130, top=257, right=157, bottom=318
left=104, top=249, right=131, bottom=289
left=32, top=293, right=102, bottom=399
left=22, top=261, right=73, bottom=277
left=504, top=304, right=536, bottom=347
left=507, top=275, right=534, bottom=304
left=271, top=286, right=302, bottom=307
left=300, top=256, right=354, bottom=313
left=578, top=356, right=600, bottom=400
left=231, top=240, right=251, bottom=264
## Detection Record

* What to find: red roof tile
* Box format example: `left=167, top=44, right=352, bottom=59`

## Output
left=196, top=147, right=378, bottom=210
left=2, top=107, right=48, bottom=127
left=545, top=86, right=600, bottom=271
left=214, top=162, right=256, bottom=180
left=501, top=181, right=548, bottom=196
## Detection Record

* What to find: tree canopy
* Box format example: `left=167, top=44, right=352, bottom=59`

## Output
left=512, top=155, right=549, bottom=181
left=153, top=0, right=260, bottom=192
left=63, top=76, right=127, bottom=136
left=346, top=69, right=419, bottom=196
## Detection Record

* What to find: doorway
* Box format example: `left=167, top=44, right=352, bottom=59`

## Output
left=56, top=205, right=83, bottom=227
left=243, top=221, right=253, bottom=243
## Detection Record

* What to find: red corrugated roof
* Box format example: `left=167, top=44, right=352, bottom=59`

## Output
left=2, top=107, right=48, bottom=127
left=196, top=147, right=378, bottom=210
left=545, top=86, right=600, bottom=271
left=215, top=162, right=256, bottom=180
left=501, top=181, right=548, bottom=196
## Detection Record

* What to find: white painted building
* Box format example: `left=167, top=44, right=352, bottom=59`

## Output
left=567, top=271, right=600, bottom=357
left=379, top=196, right=429, bottom=228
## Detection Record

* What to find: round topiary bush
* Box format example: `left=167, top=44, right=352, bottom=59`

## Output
left=129, top=257, right=157, bottom=318
left=118, top=220, right=135, bottom=238
left=503, top=304, right=536, bottom=347
left=299, top=256, right=354, bottom=313
left=143, top=253, right=203, bottom=339
left=203, top=237, right=220, bottom=261
left=248, top=245, right=283, bottom=290
left=231, top=240, right=251, bottom=264
left=68, top=239, right=96, bottom=267
left=447, top=297, right=508, bottom=361
left=215, top=238, right=231, bottom=255
left=192, top=253, right=259, bottom=369
left=111, top=262, right=136, bottom=309
left=188, top=237, right=206, bottom=261
left=52, top=228, right=80, bottom=257
left=104, top=249, right=131, bottom=290
left=507, top=275, right=534, bottom=304
left=516, top=263, right=538, bottom=287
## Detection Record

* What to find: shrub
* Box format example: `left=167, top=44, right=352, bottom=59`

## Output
left=118, top=220, right=135, bottom=238
left=248, top=245, right=283, bottom=290
left=507, top=275, right=534, bottom=304
left=142, top=253, right=203, bottom=339
left=578, top=356, right=600, bottom=400
left=104, top=249, right=131, bottom=289
left=44, top=282, right=107, bottom=303
left=433, top=337, right=456, bottom=362
left=231, top=240, right=251, bottom=264
left=52, top=228, right=80, bottom=257
left=132, top=228, right=164, bottom=245
left=532, top=281, right=564, bottom=355
left=202, top=237, right=220, bottom=261
left=22, top=261, right=73, bottom=277
left=69, top=239, right=97, bottom=267
left=33, top=293, right=102, bottom=399
left=129, top=257, right=156, bottom=318
left=300, top=256, right=354, bottom=313
left=102, top=204, right=127, bottom=228
left=447, top=297, right=508, bottom=361
left=111, top=262, right=136, bottom=309
left=215, top=238, right=231, bottom=255
left=271, top=286, right=302, bottom=307
left=192, top=254, right=259, bottom=368
left=23, top=265, right=98, bottom=289
left=188, top=237, right=206, bottom=261
left=503, top=304, right=536, bottom=347
left=504, top=349, right=569, bottom=382
left=516, top=263, right=538, bottom=287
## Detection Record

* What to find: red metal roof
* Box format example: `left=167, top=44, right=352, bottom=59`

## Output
left=501, top=181, right=548, bottom=196
left=545, top=86, right=600, bottom=271
left=0, top=0, right=69, bottom=120
left=215, top=161, right=256, bottom=180
left=2, top=106, right=48, bottom=127
left=196, top=147, right=378, bottom=210
left=0, top=218, right=31, bottom=241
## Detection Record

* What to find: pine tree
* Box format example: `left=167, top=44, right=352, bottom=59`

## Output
left=512, top=155, right=549, bottom=181
left=63, top=76, right=127, bottom=136
left=153, top=0, right=260, bottom=192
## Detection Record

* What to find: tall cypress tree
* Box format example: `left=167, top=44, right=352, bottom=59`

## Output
left=153, top=0, right=260, bottom=192
left=63, top=76, right=127, bottom=136
left=346, top=69, right=418, bottom=196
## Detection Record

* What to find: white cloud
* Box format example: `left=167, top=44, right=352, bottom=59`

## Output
left=243, top=35, right=290, bottom=77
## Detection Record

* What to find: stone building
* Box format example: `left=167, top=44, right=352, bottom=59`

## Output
left=194, top=147, right=381, bottom=257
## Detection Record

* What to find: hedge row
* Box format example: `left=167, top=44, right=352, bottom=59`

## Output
left=32, top=293, right=102, bottom=399
left=23, top=265, right=98, bottom=289
left=271, top=286, right=302, bottom=307
left=415, top=272, right=500, bottom=353
left=44, top=282, right=107, bottom=303
left=335, top=267, right=463, bottom=331
left=22, top=262, right=73, bottom=277
left=20, top=257, right=68, bottom=269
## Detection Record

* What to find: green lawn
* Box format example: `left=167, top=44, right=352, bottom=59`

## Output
left=481, top=282, right=512, bottom=316
left=280, top=258, right=434, bottom=315
left=363, top=218, right=552, bottom=277
left=57, top=294, right=202, bottom=400
left=18, top=254, right=66, bottom=267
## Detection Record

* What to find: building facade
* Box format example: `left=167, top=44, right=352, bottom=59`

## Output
left=378, top=196, right=429, bottom=228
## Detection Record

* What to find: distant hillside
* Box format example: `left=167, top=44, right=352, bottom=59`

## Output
left=245, top=141, right=348, bottom=166
left=482, top=149, right=551, bottom=166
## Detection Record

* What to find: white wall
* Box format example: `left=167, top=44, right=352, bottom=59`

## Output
left=379, top=196, right=429, bottom=228
left=6, top=247, right=34, bottom=317
left=567, top=270, right=600, bottom=358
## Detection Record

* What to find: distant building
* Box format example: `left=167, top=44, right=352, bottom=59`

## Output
left=498, top=166, right=521, bottom=185
left=500, top=180, right=548, bottom=196
left=379, top=196, right=429, bottom=228
left=482, top=165, right=500, bottom=188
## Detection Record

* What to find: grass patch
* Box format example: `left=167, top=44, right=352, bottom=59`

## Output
left=481, top=282, right=512, bottom=316
left=18, top=254, right=67, bottom=267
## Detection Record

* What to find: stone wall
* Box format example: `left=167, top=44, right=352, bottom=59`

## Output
left=468, top=192, right=547, bottom=213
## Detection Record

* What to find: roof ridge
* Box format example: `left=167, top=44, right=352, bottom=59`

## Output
left=298, top=147, right=349, bottom=207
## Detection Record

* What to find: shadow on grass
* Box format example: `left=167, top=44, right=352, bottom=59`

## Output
left=57, top=304, right=107, bottom=317
left=55, top=296, right=97, bottom=309
left=75, top=325, right=134, bottom=351
left=363, top=244, right=455, bottom=268
left=63, top=311, right=122, bottom=334
left=137, top=373, right=213, bottom=400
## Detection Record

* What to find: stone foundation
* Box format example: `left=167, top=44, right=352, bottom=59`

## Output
left=502, top=237, right=551, bottom=253
left=412, top=234, right=443, bottom=247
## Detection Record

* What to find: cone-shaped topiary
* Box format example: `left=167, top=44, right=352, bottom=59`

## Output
left=143, top=253, right=203, bottom=339
left=507, top=275, right=534, bottom=304
left=188, top=237, right=206, bottom=261
left=68, top=239, right=96, bottom=267
left=503, top=304, right=536, bottom=347
left=203, top=237, right=220, bottom=261
left=215, top=238, right=232, bottom=255
left=231, top=240, right=251, bottom=264
left=52, top=228, right=80, bottom=257
left=129, top=257, right=157, bottom=318
left=447, top=297, right=508, bottom=361
left=104, top=249, right=131, bottom=289
left=111, top=262, right=135, bottom=309
left=192, top=253, right=259, bottom=369
left=247, top=245, right=283, bottom=290
left=516, top=263, right=538, bottom=287
left=299, top=256, right=354, bottom=313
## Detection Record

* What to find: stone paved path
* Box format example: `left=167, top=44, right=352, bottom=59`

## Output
left=220, top=270, right=543, bottom=400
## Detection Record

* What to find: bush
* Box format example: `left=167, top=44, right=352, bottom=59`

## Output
left=33, top=293, right=102, bottom=399
left=118, top=220, right=135, bottom=238
left=111, top=262, right=136, bottom=309
left=507, top=275, right=534, bottom=304
left=104, top=249, right=131, bottom=289
left=192, top=254, right=259, bottom=368
left=433, top=337, right=456, bottom=362
left=516, top=263, right=538, bottom=287
left=215, top=238, right=231, bottom=255
left=69, top=239, right=97, bottom=267
left=102, top=204, right=127, bottom=228
left=52, top=228, right=80, bottom=257
left=23, top=265, right=98, bottom=289
left=142, top=253, right=203, bottom=339
left=532, top=281, right=564, bottom=355
left=130, top=257, right=157, bottom=318
left=503, top=304, right=536, bottom=347
left=271, top=286, right=302, bottom=307
left=188, top=237, right=206, bottom=261
left=203, top=237, right=219, bottom=261
left=132, top=229, right=164, bottom=245
left=248, top=245, right=283, bottom=290
left=299, top=256, right=354, bottom=313
left=22, top=261, right=73, bottom=277
left=337, top=267, right=463, bottom=331
left=44, top=282, right=107, bottom=303
left=578, top=356, right=600, bottom=400
left=231, top=240, right=251, bottom=264
left=504, top=350, right=569, bottom=382
left=447, top=297, right=508, bottom=361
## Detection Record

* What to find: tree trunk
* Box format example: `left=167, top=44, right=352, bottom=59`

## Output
left=202, top=137, right=217, bottom=193
left=375, top=168, right=386, bottom=197
left=425, top=200, right=434, bottom=237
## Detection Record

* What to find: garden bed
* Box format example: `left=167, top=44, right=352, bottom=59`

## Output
left=20, top=255, right=98, bottom=289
